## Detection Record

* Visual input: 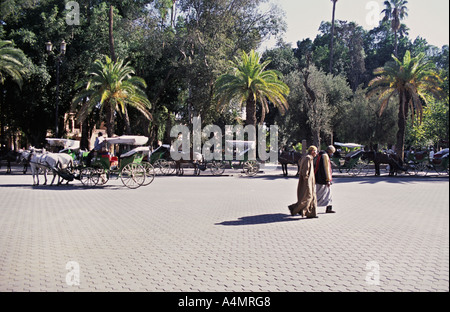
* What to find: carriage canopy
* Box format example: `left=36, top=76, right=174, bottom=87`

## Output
left=334, top=142, right=365, bottom=149
left=105, top=135, right=149, bottom=146
left=46, top=138, right=80, bottom=149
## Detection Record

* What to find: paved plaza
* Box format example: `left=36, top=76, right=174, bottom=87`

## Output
left=0, top=165, right=448, bottom=293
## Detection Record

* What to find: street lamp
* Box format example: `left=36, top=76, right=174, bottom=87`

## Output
left=46, top=40, right=66, bottom=137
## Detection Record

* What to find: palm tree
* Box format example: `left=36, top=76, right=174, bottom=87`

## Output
left=0, top=40, right=27, bottom=89
left=214, top=50, right=289, bottom=127
left=367, top=51, right=443, bottom=161
left=72, top=55, right=152, bottom=138
left=0, top=40, right=28, bottom=147
left=382, top=0, right=409, bottom=57
left=329, top=0, right=338, bottom=74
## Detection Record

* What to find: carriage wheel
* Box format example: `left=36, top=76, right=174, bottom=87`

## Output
left=141, top=161, right=156, bottom=186
left=414, top=162, right=428, bottom=176
left=351, top=162, right=369, bottom=177
left=121, top=163, right=146, bottom=189
left=80, top=167, right=100, bottom=186
left=210, top=160, right=226, bottom=176
left=243, top=161, right=260, bottom=177
left=155, top=159, right=176, bottom=175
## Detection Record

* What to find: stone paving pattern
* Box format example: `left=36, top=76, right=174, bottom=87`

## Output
left=0, top=166, right=448, bottom=292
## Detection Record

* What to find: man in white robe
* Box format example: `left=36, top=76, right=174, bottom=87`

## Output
left=314, top=145, right=336, bottom=213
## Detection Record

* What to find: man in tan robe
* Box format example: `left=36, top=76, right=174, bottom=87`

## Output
left=288, top=146, right=318, bottom=218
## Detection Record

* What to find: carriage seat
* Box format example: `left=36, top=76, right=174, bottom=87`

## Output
left=415, top=151, right=426, bottom=160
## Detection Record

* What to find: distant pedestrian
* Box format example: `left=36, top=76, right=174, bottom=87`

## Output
left=288, top=146, right=318, bottom=218
left=315, top=145, right=336, bottom=213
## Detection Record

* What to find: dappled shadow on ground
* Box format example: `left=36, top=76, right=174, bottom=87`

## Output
left=215, top=213, right=310, bottom=226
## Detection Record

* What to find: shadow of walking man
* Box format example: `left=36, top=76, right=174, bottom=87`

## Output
left=215, top=213, right=305, bottom=226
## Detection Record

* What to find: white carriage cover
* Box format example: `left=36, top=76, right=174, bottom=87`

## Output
left=334, top=142, right=364, bottom=149
left=46, top=138, right=80, bottom=149
left=105, top=135, right=149, bottom=146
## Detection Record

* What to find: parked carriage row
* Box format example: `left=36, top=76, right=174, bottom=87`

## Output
left=3, top=139, right=449, bottom=183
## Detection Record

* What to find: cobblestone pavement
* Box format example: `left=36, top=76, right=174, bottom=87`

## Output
left=0, top=165, right=448, bottom=292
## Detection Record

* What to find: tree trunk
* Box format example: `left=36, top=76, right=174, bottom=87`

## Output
left=394, top=31, right=398, bottom=57
left=245, top=96, right=257, bottom=127
left=171, top=0, right=177, bottom=28
left=123, top=108, right=132, bottom=134
left=109, top=5, right=116, bottom=62
left=329, top=0, right=337, bottom=74
left=105, top=104, right=115, bottom=138
left=80, top=121, right=90, bottom=150
left=395, top=92, right=410, bottom=161
left=312, top=128, right=321, bottom=149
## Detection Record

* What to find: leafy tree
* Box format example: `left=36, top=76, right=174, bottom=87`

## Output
left=72, top=55, right=152, bottom=138
left=367, top=50, right=444, bottom=160
left=214, top=49, right=289, bottom=127
left=279, top=65, right=351, bottom=148
left=335, top=87, right=397, bottom=146
left=0, top=39, right=29, bottom=146
left=382, top=0, right=409, bottom=57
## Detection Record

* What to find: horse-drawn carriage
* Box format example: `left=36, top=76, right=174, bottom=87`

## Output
left=406, top=149, right=430, bottom=176
left=76, top=135, right=155, bottom=189
left=406, top=148, right=449, bottom=176
left=148, top=140, right=261, bottom=177
left=332, top=142, right=369, bottom=176
left=148, top=144, right=177, bottom=175
left=207, top=140, right=261, bottom=177
left=21, top=136, right=155, bottom=188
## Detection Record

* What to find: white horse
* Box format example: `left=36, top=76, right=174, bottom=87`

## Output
left=20, top=149, right=74, bottom=186
left=20, top=149, right=50, bottom=186
left=43, top=152, right=74, bottom=185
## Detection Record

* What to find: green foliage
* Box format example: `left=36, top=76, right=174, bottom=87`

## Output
left=72, top=55, right=152, bottom=136
left=367, top=50, right=444, bottom=158
left=214, top=49, right=290, bottom=127
left=406, top=97, right=449, bottom=148
left=0, top=0, right=448, bottom=151
left=0, top=40, right=28, bottom=88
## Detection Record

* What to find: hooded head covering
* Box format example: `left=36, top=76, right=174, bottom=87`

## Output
left=308, top=146, right=318, bottom=154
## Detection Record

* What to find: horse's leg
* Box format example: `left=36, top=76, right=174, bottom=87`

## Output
left=375, top=162, right=380, bottom=176
left=195, top=163, right=200, bottom=176
left=31, top=166, right=36, bottom=185
left=50, top=169, right=58, bottom=185
left=33, top=166, right=39, bottom=186
left=43, top=167, right=50, bottom=186
left=176, top=162, right=182, bottom=176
